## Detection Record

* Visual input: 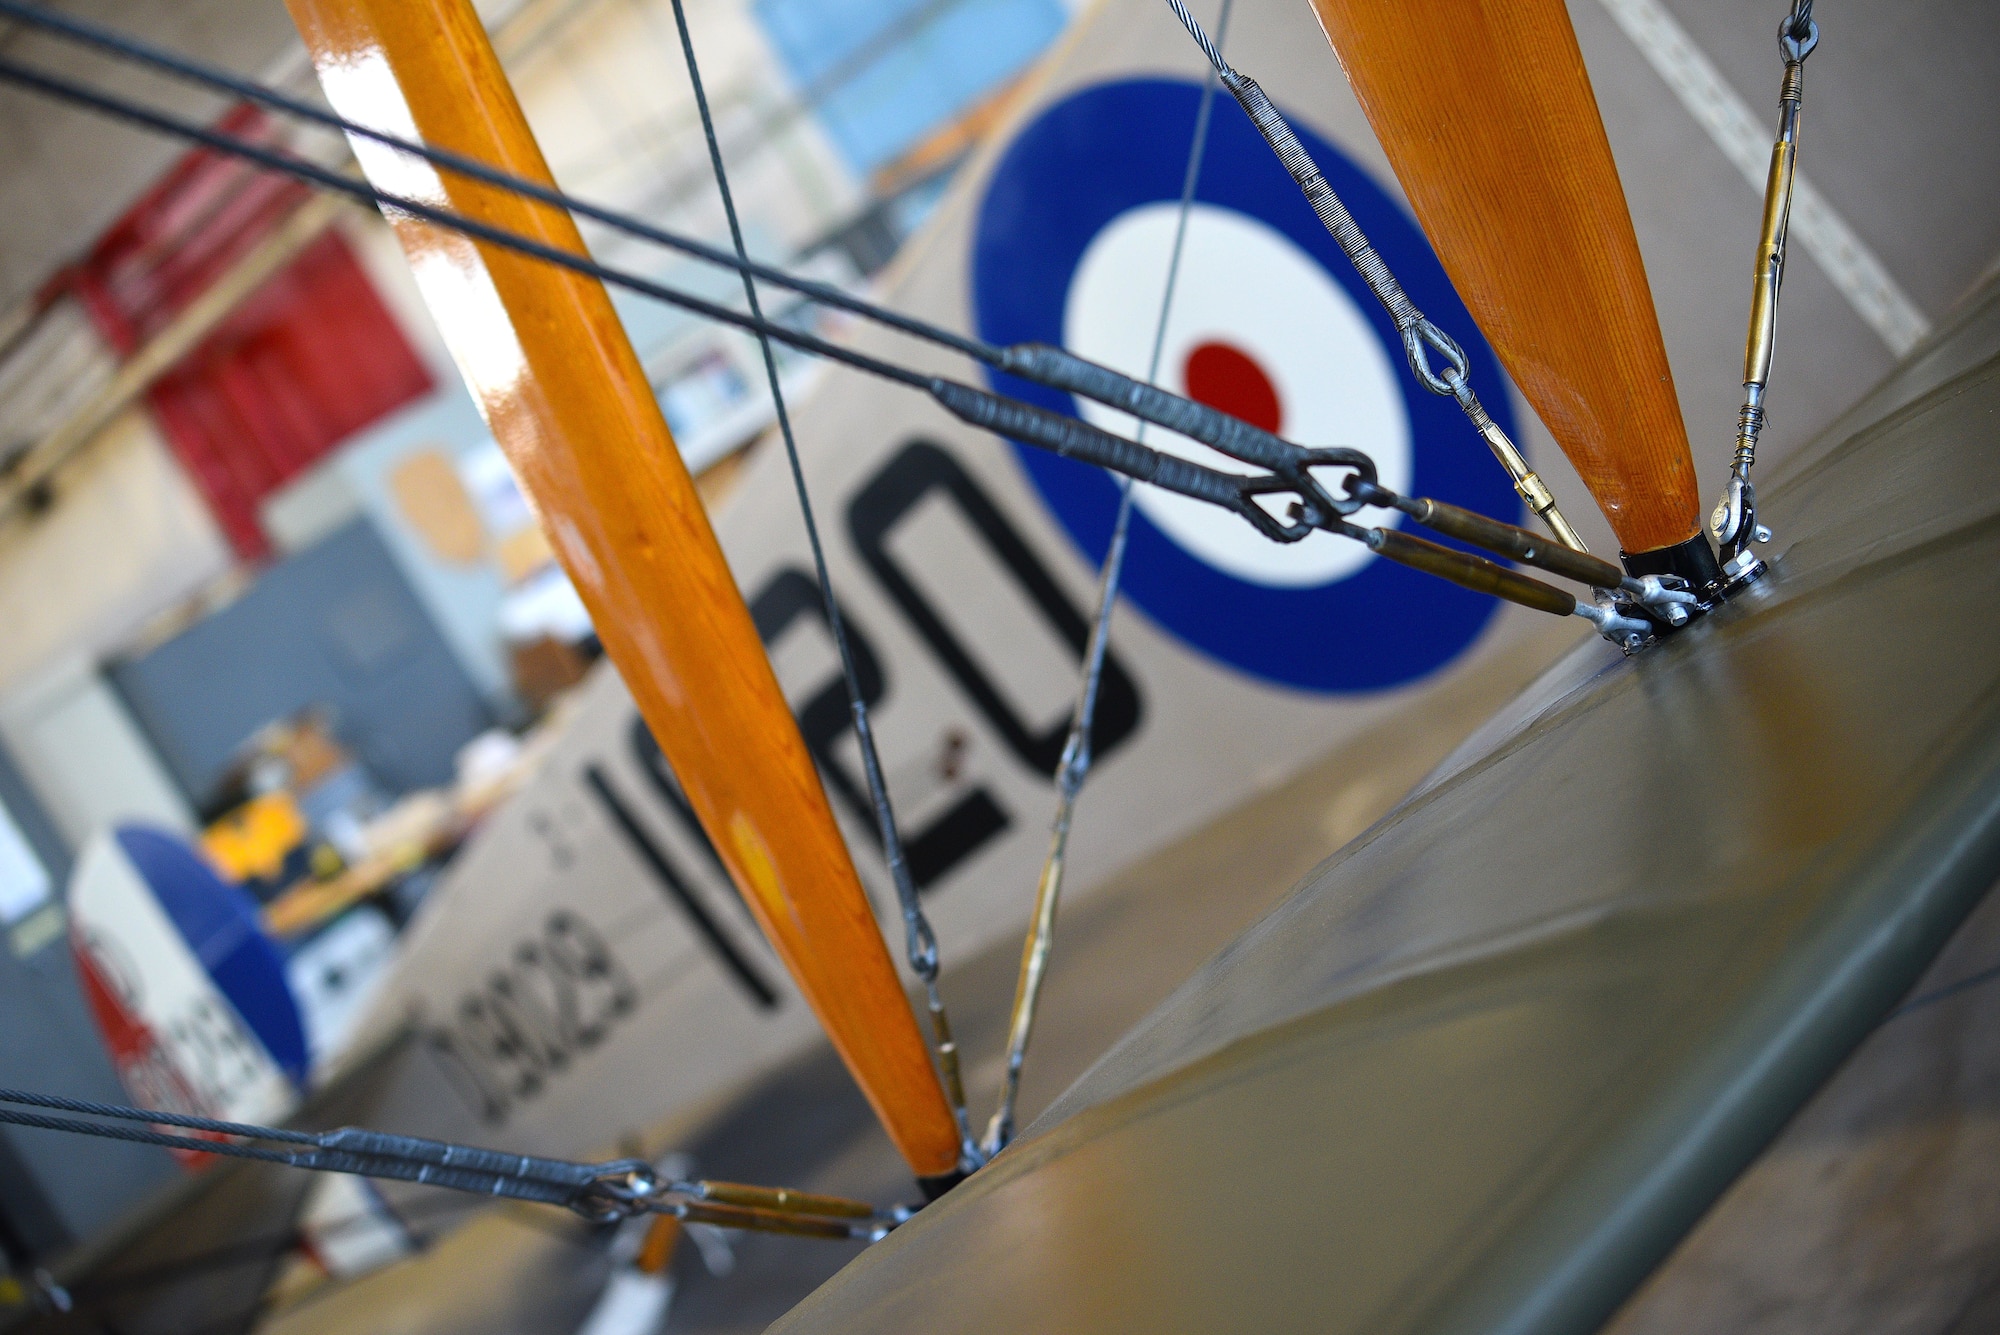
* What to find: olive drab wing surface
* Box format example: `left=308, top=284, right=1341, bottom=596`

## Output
left=765, top=262, right=2000, bottom=1335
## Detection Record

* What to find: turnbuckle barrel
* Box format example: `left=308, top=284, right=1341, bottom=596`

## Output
left=1379, top=493, right=1624, bottom=590
left=1441, top=372, right=1590, bottom=553
left=1712, top=1, right=1816, bottom=560
left=675, top=1200, right=879, bottom=1241
left=689, top=1181, right=881, bottom=1219
left=1742, top=75, right=1801, bottom=398
left=1362, top=528, right=1577, bottom=618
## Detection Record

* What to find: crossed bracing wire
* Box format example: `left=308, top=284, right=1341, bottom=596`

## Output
left=982, top=0, right=1237, bottom=1157
left=0, top=0, right=1643, bottom=624
left=659, top=0, right=976, bottom=1163
left=0, top=0, right=1698, bottom=1238
left=0, top=1087, right=903, bottom=1238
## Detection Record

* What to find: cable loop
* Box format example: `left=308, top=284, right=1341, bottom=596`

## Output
left=1779, top=1, right=1818, bottom=63
left=572, top=1161, right=662, bottom=1221
left=1233, top=446, right=1375, bottom=541
left=1403, top=321, right=1471, bottom=397
left=905, top=911, right=940, bottom=981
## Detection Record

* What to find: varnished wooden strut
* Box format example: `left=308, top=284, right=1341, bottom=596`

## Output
left=1308, top=0, right=1702, bottom=556
left=285, top=0, right=961, bottom=1178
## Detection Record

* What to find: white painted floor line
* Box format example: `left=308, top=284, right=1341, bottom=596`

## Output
left=1597, top=0, right=1932, bottom=356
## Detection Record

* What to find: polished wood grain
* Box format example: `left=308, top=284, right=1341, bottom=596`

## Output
left=285, top=0, right=960, bottom=1177
left=1307, top=0, right=1702, bottom=555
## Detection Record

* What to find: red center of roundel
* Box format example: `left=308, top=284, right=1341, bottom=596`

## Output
left=1182, top=340, right=1282, bottom=435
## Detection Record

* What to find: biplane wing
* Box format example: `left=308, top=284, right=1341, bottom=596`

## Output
left=770, top=274, right=2000, bottom=1335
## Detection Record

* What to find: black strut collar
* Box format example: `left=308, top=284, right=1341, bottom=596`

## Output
left=1623, top=532, right=1724, bottom=601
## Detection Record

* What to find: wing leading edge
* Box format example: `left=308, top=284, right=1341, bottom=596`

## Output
left=774, top=275, right=2000, bottom=1335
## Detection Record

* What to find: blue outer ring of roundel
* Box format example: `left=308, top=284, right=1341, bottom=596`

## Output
left=971, top=78, right=1520, bottom=694
left=117, top=825, right=310, bottom=1088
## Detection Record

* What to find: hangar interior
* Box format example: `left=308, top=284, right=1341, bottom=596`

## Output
left=0, top=1, right=1995, bottom=1333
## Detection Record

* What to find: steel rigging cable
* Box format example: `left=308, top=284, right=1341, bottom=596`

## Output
left=0, top=53, right=1308, bottom=514
left=0, top=0, right=1693, bottom=623
left=0, top=0, right=1367, bottom=531
left=662, top=0, right=976, bottom=1171
left=1163, top=0, right=1588, bottom=553
left=0, top=44, right=1645, bottom=632
left=983, top=0, right=1238, bottom=1159
left=0, top=1088, right=903, bottom=1240
left=0, top=13, right=1721, bottom=651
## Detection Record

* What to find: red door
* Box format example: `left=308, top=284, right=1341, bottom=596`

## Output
left=67, top=105, right=434, bottom=559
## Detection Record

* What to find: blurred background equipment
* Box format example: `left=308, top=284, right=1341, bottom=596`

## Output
left=0, top=0, right=1086, bottom=1291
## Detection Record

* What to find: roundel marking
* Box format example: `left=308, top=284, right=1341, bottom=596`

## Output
left=1182, top=342, right=1278, bottom=434
left=116, top=825, right=310, bottom=1086
left=972, top=78, right=1520, bottom=693
left=1064, top=200, right=1409, bottom=589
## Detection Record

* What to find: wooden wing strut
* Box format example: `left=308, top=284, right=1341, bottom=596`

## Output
left=285, top=0, right=961, bottom=1180
left=1307, top=0, right=1702, bottom=558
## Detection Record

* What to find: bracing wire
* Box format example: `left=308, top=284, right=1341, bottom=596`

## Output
left=983, top=0, right=1236, bottom=1156
left=0, top=48, right=1618, bottom=624
left=0, top=0, right=1388, bottom=542
left=0, top=0, right=994, bottom=364
left=0, top=50, right=1386, bottom=556
left=663, top=0, right=975, bottom=1167
left=0, top=51, right=1280, bottom=526
left=0, top=0, right=1676, bottom=623
left=0, top=16, right=1645, bottom=640
left=0, top=1088, right=904, bottom=1240
left=0, top=51, right=928, bottom=387
left=1162, top=0, right=1589, bottom=553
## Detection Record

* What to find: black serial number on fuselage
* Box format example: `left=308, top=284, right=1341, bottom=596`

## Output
left=430, top=440, right=1144, bottom=1125
left=428, top=910, right=636, bottom=1124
